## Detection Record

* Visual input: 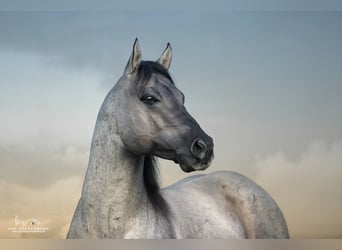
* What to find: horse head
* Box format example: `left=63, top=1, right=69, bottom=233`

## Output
left=113, top=39, right=214, bottom=172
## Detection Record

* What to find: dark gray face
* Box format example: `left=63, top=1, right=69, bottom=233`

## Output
left=116, top=40, right=213, bottom=172
left=147, top=74, right=214, bottom=172
left=116, top=66, right=213, bottom=172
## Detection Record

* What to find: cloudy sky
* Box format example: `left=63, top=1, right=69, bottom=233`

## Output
left=0, top=9, right=341, bottom=238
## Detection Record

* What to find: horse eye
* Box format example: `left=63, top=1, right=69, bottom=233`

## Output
left=140, top=95, right=159, bottom=106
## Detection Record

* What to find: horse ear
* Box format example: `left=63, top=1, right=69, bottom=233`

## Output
left=124, top=38, right=142, bottom=76
left=157, top=43, right=172, bottom=70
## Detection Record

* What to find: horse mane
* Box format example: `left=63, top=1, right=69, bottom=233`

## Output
left=143, top=155, right=169, bottom=217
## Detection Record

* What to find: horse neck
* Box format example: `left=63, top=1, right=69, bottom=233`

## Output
left=81, top=89, right=148, bottom=236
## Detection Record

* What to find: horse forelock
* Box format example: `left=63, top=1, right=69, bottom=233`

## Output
left=135, top=61, right=174, bottom=90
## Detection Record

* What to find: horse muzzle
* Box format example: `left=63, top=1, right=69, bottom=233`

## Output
left=176, top=136, right=214, bottom=173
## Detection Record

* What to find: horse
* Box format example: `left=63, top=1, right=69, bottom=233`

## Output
left=67, top=39, right=289, bottom=239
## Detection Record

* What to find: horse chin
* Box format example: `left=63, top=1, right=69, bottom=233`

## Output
left=174, top=155, right=194, bottom=172
left=177, top=155, right=210, bottom=173
left=179, top=162, right=210, bottom=173
left=179, top=163, right=195, bottom=173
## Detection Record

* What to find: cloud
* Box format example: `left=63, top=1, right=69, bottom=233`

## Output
left=0, top=12, right=121, bottom=71
left=253, top=142, right=342, bottom=238
left=0, top=49, right=102, bottom=189
left=0, top=177, right=82, bottom=238
left=0, top=144, right=88, bottom=190
left=0, top=12, right=184, bottom=78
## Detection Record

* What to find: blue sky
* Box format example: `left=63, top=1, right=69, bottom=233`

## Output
left=0, top=11, right=341, bottom=238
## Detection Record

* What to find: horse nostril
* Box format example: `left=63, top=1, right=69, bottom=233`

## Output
left=191, top=138, right=207, bottom=160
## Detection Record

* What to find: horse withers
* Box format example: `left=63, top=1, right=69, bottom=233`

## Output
left=67, top=39, right=289, bottom=239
